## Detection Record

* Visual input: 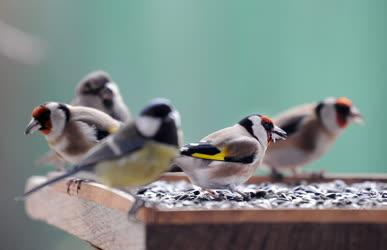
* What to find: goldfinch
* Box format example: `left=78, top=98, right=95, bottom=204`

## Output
left=263, top=97, right=363, bottom=178
left=38, top=71, right=131, bottom=168
left=22, top=98, right=180, bottom=198
left=25, top=102, right=122, bottom=165
left=173, top=114, right=286, bottom=191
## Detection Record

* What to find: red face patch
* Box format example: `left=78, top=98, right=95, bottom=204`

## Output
left=335, top=97, right=353, bottom=128
left=260, top=115, right=274, bottom=143
left=336, top=97, right=352, bottom=107
left=260, top=115, right=274, bottom=126
left=31, top=105, right=52, bottom=134
left=32, top=105, right=48, bottom=118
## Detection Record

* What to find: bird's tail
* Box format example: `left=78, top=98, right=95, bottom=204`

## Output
left=18, top=165, right=88, bottom=200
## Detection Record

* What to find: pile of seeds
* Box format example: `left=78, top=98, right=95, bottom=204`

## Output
left=136, top=180, right=387, bottom=209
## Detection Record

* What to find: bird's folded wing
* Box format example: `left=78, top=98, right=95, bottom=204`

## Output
left=180, top=138, right=257, bottom=164
left=275, top=114, right=307, bottom=137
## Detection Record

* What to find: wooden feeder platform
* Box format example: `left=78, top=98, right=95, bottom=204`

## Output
left=24, top=173, right=387, bottom=250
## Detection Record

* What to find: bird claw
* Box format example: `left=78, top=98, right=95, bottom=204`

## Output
left=128, top=198, right=145, bottom=223
left=270, top=169, right=285, bottom=182
left=66, top=179, right=88, bottom=195
left=308, top=170, right=326, bottom=180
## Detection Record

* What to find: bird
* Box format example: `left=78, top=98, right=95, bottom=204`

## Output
left=37, top=70, right=131, bottom=168
left=25, top=102, right=122, bottom=165
left=172, top=114, right=287, bottom=192
left=263, top=96, right=363, bottom=179
left=22, top=98, right=180, bottom=201
left=72, top=70, right=131, bottom=122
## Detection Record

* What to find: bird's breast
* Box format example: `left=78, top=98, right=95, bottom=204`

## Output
left=94, top=143, right=178, bottom=187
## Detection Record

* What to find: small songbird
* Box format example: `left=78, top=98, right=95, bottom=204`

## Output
left=263, top=97, right=363, bottom=178
left=38, top=71, right=131, bottom=168
left=173, top=114, right=286, bottom=191
left=25, top=102, right=122, bottom=165
left=22, top=98, right=180, bottom=200
left=73, top=70, right=131, bottom=122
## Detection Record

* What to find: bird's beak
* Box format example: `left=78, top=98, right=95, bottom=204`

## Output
left=25, top=118, right=41, bottom=135
left=102, top=82, right=115, bottom=100
left=349, top=106, right=364, bottom=125
left=271, top=126, right=287, bottom=142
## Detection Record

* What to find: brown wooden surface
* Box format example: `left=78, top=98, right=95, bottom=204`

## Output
left=27, top=173, right=387, bottom=224
left=147, top=223, right=387, bottom=250
left=163, top=172, right=387, bottom=185
left=25, top=174, right=387, bottom=250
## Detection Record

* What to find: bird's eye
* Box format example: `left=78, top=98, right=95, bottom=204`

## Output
left=335, top=103, right=350, bottom=116
left=260, top=116, right=274, bottom=131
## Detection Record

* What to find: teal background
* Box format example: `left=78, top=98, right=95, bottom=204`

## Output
left=0, top=1, right=386, bottom=249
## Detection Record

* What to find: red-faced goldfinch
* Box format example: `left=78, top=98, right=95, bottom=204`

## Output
left=38, top=71, right=132, bottom=169
left=173, top=114, right=286, bottom=191
left=25, top=102, right=122, bottom=165
left=263, top=97, right=363, bottom=178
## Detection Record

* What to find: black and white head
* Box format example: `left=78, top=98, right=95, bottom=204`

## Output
left=25, top=102, right=71, bottom=138
left=315, top=97, right=363, bottom=134
left=76, top=70, right=121, bottom=109
left=239, top=114, right=287, bottom=147
left=136, top=98, right=180, bottom=147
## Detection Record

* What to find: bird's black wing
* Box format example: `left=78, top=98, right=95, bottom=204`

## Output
left=78, top=123, right=145, bottom=167
left=275, top=114, right=307, bottom=137
left=180, top=138, right=257, bottom=164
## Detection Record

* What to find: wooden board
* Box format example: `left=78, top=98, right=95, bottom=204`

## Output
left=24, top=173, right=387, bottom=250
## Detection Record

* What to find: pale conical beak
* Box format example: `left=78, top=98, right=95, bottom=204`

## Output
left=271, top=125, right=287, bottom=142
left=101, top=83, right=115, bottom=100
left=350, top=107, right=364, bottom=125
left=25, top=119, right=41, bottom=135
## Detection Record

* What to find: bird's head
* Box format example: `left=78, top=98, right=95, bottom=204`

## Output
left=316, top=97, right=363, bottom=133
left=25, top=102, right=70, bottom=137
left=76, top=70, right=120, bottom=108
left=136, top=98, right=180, bottom=147
left=239, top=114, right=287, bottom=146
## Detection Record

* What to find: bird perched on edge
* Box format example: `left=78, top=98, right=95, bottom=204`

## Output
left=37, top=70, right=132, bottom=168
left=25, top=102, right=122, bottom=165
left=22, top=98, right=180, bottom=201
left=263, top=97, right=363, bottom=179
left=173, top=114, right=287, bottom=192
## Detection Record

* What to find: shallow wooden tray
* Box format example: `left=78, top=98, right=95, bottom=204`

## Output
left=24, top=173, right=387, bottom=250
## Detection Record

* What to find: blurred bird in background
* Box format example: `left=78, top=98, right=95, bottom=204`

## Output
left=264, top=97, right=363, bottom=179
left=173, top=114, right=286, bottom=193
left=73, top=70, right=131, bottom=123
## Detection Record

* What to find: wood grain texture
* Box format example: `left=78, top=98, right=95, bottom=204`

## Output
left=147, top=223, right=387, bottom=250
left=24, top=173, right=387, bottom=250
left=25, top=176, right=145, bottom=250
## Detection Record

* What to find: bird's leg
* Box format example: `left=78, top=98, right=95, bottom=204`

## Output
left=308, top=169, right=326, bottom=180
left=202, top=189, right=219, bottom=199
left=66, top=179, right=90, bottom=194
left=127, top=198, right=145, bottom=222
left=270, top=168, right=285, bottom=182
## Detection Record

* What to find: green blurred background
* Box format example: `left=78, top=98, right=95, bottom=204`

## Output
left=0, top=0, right=386, bottom=249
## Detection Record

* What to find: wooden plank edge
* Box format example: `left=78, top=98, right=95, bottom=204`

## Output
left=148, top=208, right=387, bottom=224
left=25, top=174, right=387, bottom=225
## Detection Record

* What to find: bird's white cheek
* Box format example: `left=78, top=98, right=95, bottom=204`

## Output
left=49, top=111, right=66, bottom=138
left=136, top=116, right=161, bottom=137
left=320, top=105, right=342, bottom=133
